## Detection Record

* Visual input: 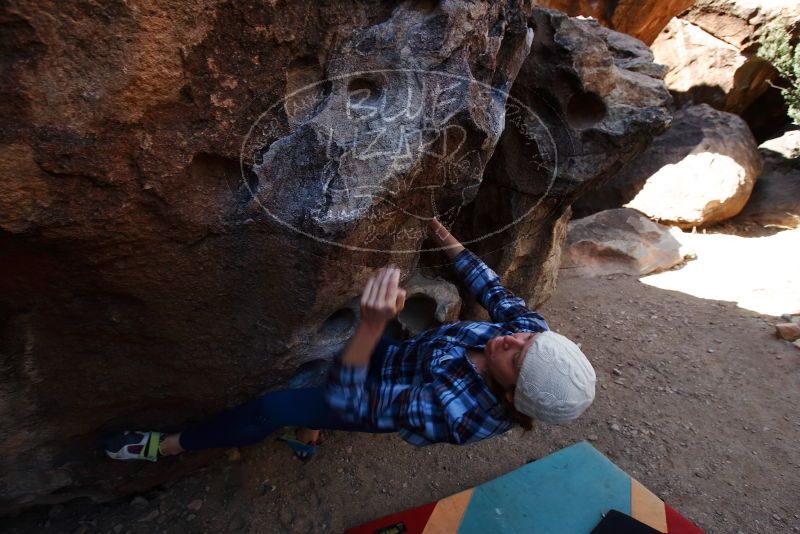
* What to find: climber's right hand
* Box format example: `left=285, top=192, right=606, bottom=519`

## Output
left=426, top=217, right=465, bottom=260
left=426, top=217, right=451, bottom=244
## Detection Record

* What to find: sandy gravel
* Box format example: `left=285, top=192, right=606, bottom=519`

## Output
left=6, top=274, right=800, bottom=534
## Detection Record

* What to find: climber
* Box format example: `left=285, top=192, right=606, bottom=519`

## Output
left=105, top=217, right=596, bottom=462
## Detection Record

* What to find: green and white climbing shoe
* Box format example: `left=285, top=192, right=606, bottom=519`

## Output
left=105, top=431, right=163, bottom=462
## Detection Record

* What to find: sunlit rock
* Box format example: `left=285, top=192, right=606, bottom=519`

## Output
left=574, top=104, right=762, bottom=227
left=560, top=208, right=683, bottom=278
left=652, top=0, right=800, bottom=140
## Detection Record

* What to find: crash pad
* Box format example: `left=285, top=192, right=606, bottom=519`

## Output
left=346, top=441, right=704, bottom=534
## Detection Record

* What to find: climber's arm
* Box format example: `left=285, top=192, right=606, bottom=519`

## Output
left=326, top=265, right=406, bottom=421
left=427, top=217, right=465, bottom=261
left=339, top=265, right=406, bottom=367
left=426, top=217, right=548, bottom=327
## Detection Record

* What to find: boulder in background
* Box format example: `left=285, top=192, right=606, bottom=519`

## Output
left=652, top=0, right=800, bottom=140
left=574, top=104, right=762, bottom=228
left=735, top=130, right=800, bottom=228
left=560, top=208, right=683, bottom=278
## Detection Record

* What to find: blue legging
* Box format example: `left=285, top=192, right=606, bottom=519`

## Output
left=179, top=335, right=400, bottom=450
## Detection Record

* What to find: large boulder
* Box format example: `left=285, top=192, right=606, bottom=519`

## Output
left=652, top=0, right=800, bottom=140
left=537, top=0, right=693, bottom=45
left=735, top=130, right=800, bottom=228
left=560, top=208, right=684, bottom=277
left=0, top=1, right=671, bottom=513
left=0, top=0, right=535, bottom=513
left=574, top=104, right=762, bottom=228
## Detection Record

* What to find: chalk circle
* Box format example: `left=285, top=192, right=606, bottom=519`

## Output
left=240, top=68, right=562, bottom=254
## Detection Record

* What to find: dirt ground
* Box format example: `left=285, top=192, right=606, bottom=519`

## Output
left=5, top=272, right=800, bottom=534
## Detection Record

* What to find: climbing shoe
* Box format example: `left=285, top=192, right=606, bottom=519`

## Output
left=105, top=431, right=163, bottom=462
left=277, top=427, right=319, bottom=463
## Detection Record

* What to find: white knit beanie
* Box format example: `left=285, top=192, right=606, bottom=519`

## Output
left=514, top=331, right=596, bottom=424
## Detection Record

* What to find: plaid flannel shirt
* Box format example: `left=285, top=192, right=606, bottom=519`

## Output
left=325, top=248, right=549, bottom=446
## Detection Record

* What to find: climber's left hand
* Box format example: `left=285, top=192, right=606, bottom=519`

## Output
left=339, top=266, right=406, bottom=369
left=359, top=265, right=406, bottom=331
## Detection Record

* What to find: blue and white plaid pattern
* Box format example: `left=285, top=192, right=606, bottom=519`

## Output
left=326, top=248, right=550, bottom=446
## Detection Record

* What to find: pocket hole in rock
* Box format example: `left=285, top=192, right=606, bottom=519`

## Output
left=398, top=294, right=439, bottom=336
left=347, top=78, right=382, bottom=107
left=566, top=90, right=606, bottom=129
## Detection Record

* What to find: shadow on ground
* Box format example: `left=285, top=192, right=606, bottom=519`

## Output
left=5, top=275, right=799, bottom=533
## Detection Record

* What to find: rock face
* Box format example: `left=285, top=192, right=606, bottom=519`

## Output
left=0, top=1, right=670, bottom=513
left=1, top=0, right=534, bottom=513
left=537, top=0, right=693, bottom=45
left=448, top=7, right=672, bottom=320
left=652, top=0, right=800, bottom=140
left=575, top=105, right=762, bottom=228
left=561, top=208, right=684, bottom=277
left=735, top=130, right=800, bottom=228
